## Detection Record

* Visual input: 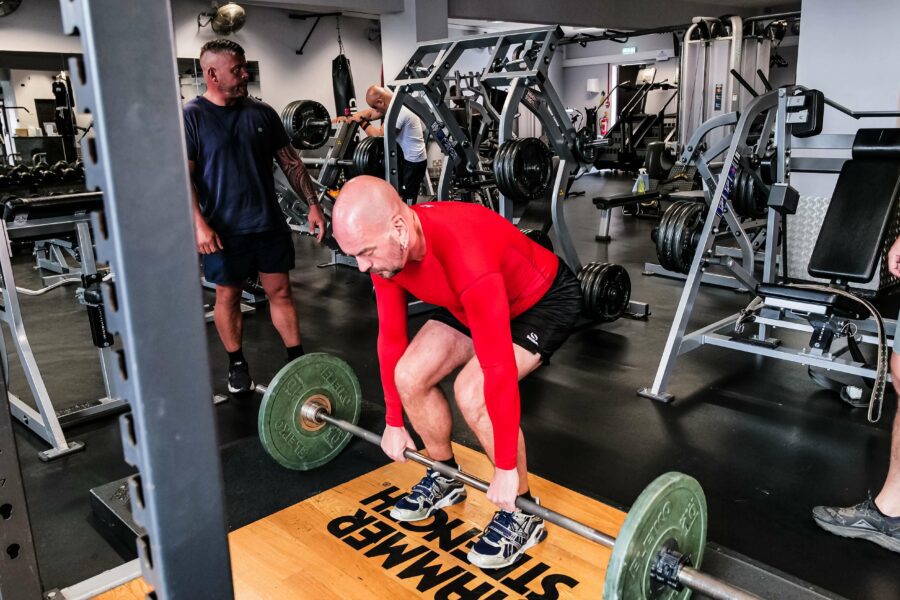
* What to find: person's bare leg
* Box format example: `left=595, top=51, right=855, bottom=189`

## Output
left=259, top=272, right=301, bottom=347
left=213, top=283, right=244, bottom=352
left=874, top=353, right=900, bottom=517
left=393, top=321, right=474, bottom=461
left=453, top=345, right=542, bottom=495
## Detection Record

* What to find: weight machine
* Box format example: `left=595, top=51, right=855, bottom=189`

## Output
left=0, top=192, right=125, bottom=460
left=639, top=85, right=900, bottom=416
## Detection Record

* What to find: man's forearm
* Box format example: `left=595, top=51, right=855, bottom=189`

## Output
left=275, top=146, right=318, bottom=205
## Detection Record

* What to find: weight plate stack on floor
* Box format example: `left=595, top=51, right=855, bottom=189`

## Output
left=578, top=262, right=631, bottom=322
left=655, top=200, right=705, bottom=274
left=258, top=353, right=362, bottom=470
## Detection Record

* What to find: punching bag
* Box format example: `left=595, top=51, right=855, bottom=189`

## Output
left=332, top=17, right=356, bottom=116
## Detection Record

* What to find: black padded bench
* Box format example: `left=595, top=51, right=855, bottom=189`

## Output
left=3, top=191, right=104, bottom=222
left=757, top=128, right=900, bottom=315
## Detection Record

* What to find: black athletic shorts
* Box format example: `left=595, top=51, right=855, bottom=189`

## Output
left=428, top=258, right=582, bottom=362
left=202, top=231, right=295, bottom=285
left=399, top=157, right=427, bottom=202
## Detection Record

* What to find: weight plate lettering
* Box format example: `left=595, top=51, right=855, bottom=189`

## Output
left=603, top=472, right=708, bottom=600
left=258, top=353, right=362, bottom=470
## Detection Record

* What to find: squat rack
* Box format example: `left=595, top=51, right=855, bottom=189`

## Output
left=6, top=0, right=236, bottom=597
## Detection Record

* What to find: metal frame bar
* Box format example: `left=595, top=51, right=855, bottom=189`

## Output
left=0, top=213, right=125, bottom=459
left=640, top=88, right=783, bottom=402
left=57, top=0, right=233, bottom=596
left=49, top=560, right=141, bottom=600
left=0, top=359, right=42, bottom=600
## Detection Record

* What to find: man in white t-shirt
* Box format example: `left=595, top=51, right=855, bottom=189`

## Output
left=341, top=85, right=428, bottom=202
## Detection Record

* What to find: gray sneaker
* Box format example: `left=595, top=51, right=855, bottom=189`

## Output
left=467, top=505, right=547, bottom=569
left=390, top=468, right=466, bottom=522
left=812, top=494, right=900, bottom=554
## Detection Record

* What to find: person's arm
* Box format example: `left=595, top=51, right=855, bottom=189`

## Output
left=274, top=144, right=326, bottom=242
left=889, top=236, right=900, bottom=278
left=458, top=273, right=520, bottom=470
left=459, top=273, right=522, bottom=511
left=357, top=118, right=385, bottom=137
left=373, top=275, right=409, bottom=427
left=188, top=160, right=222, bottom=254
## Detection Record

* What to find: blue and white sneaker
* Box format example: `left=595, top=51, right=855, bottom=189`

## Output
left=390, top=468, right=467, bottom=522
left=467, top=503, right=547, bottom=569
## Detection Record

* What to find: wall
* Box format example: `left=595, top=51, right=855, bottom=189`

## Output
left=0, top=0, right=384, bottom=118
left=447, top=0, right=754, bottom=30
left=8, top=70, right=56, bottom=131
left=171, top=1, right=382, bottom=115
left=793, top=0, right=900, bottom=197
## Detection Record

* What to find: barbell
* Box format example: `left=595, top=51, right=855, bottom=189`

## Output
left=282, top=99, right=332, bottom=150
left=257, top=353, right=762, bottom=600
left=298, top=136, right=385, bottom=179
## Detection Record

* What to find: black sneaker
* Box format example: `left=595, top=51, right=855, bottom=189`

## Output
left=812, top=494, right=900, bottom=554
left=227, top=361, right=255, bottom=395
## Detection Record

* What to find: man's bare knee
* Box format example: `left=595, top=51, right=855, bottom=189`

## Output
left=454, top=373, right=488, bottom=426
left=395, top=358, right=430, bottom=404
left=216, top=285, right=242, bottom=308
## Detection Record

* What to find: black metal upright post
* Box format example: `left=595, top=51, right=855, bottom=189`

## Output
left=57, top=1, right=234, bottom=597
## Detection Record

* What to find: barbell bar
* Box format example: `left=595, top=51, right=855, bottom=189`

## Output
left=257, top=353, right=763, bottom=600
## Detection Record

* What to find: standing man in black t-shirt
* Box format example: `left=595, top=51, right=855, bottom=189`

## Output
left=184, top=39, right=325, bottom=395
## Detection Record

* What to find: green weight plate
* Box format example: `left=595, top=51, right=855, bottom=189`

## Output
left=258, top=353, right=362, bottom=471
left=603, top=472, right=708, bottom=600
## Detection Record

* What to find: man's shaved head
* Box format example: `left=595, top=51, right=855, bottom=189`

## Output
left=365, top=85, right=393, bottom=114
left=333, top=176, right=417, bottom=278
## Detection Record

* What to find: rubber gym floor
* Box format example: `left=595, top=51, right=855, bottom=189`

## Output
left=12, top=173, right=900, bottom=599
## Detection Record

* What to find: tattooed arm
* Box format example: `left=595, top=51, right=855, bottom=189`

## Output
left=275, top=144, right=326, bottom=242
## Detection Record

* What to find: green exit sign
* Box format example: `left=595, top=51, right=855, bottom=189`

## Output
left=622, top=46, right=636, bottom=55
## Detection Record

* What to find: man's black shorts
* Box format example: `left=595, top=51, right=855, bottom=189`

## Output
left=202, top=231, right=295, bottom=285
left=428, top=259, right=582, bottom=362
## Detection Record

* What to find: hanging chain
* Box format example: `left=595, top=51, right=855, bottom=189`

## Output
left=337, top=15, right=345, bottom=55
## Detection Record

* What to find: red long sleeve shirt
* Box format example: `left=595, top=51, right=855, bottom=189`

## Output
left=372, top=202, right=559, bottom=469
